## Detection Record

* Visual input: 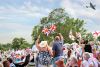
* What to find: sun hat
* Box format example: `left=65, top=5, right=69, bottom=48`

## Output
left=39, top=41, right=48, bottom=47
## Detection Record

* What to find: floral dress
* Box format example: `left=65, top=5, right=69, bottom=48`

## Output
left=38, top=51, right=52, bottom=66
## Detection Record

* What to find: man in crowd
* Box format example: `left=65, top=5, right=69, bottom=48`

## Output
left=52, top=33, right=64, bottom=67
left=81, top=52, right=94, bottom=67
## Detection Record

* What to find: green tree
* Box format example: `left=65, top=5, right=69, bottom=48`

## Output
left=32, top=8, right=86, bottom=44
left=0, top=43, right=11, bottom=50
left=12, top=37, right=31, bottom=49
left=6, top=43, right=12, bottom=50
left=97, top=36, right=100, bottom=41
left=12, top=38, right=21, bottom=49
left=85, top=33, right=94, bottom=41
left=0, top=44, right=3, bottom=50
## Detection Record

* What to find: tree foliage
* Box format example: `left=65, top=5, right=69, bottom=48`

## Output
left=97, top=36, right=100, bottom=41
left=85, top=33, right=94, bottom=41
left=0, top=43, right=12, bottom=50
left=32, top=8, right=86, bottom=44
left=0, top=37, right=31, bottom=50
left=12, top=37, right=31, bottom=49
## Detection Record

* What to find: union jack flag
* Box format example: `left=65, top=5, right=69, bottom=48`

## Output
left=93, top=31, right=100, bottom=36
left=42, top=28, right=50, bottom=36
left=49, top=25, right=56, bottom=32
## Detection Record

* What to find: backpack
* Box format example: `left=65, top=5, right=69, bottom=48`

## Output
left=38, top=51, right=52, bottom=65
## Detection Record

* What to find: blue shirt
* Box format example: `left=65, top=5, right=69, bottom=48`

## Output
left=52, top=40, right=63, bottom=57
left=10, top=63, right=16, bottom=67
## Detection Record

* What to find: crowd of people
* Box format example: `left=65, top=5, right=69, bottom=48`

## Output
left=0, top=48, right=33, bottom=67
left=33, top=33, right=100, bottom=67
left=0, top=33, right=100, bottom=67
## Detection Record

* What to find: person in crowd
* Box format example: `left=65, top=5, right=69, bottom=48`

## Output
left=0, top=61, right=3, bottom=67
left=0, top=53, right=2, bottom=62
left=7, top=58, right=16, bottom=67
left=30, top=53, right=34, bottom=63
left=52, top=33, right=64, bottom=67
left=66, top=57, right=78, bottom=67
left=77, top=57, right=82, bottom=67
left=89, top=41, right=95, bottom=47
left=81, top=52, right=94, bottom=67
left=36, top=35, right=52, bottom=67
left=80, top=39, right=85, bottom=54
left=92, top=48, right=97, bottom=58
left=55, top=58, right=65, bottom=67
left=32, top=37, right=39, bottom=67
left=3, top=60, right=10, bottom=67
left=96, top=52, right=100, bottom=66
left=89, top=53, right=99, bottom=67
left=67, top=47, right=72, bottom=59
left=75, top=38, right=85, bottom=58
left=0, top=64, right=2, bottom=67
left=84, top=44, right=92, bottom=53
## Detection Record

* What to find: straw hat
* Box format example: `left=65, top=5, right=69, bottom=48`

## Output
left=39, top=41, right=48, bottom=47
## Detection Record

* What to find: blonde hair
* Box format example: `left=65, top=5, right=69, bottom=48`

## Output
left=71, top=57, right=78, bottom=63
left=83, top=52, right=90, bottom=59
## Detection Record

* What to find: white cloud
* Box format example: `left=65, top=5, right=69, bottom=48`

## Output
left=0, top=23, right=32, bottom=31
left=0, top=31, right=32, bottom=44
left=85, top=20, right=100, bottom=32
left=61, top=0, right=98, bottom=18
left=0, top=0, right=51, bottom=43
left=61, top=0, right=100, bottom=32
left=61, top=0, right=76, bottom=17
left=0, top=16, right=12, bottom=19
left=0, top=1, right=51, bottom=19
left=0, top=23, right=33, bottom=44
left=0, top=33, right=14, bottom=44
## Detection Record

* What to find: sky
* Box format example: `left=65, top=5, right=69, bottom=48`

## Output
left=0, top=0, right=100, bottom=44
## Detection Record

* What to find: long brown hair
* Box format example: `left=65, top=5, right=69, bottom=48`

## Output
left=3, top=60, right=10, bottom=67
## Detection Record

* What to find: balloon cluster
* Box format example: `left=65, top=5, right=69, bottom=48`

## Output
left=42, top=25, right=56, bottom=36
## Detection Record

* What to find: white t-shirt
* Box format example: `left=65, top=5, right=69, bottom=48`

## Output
left=81, top=58, right=95, bottom=67
left=93, top=58, right=99, bottom=67
left=77, top=46, right=82, bottom=56
left=82, top=60, right=89, bottom=67
left=88, top=58, right=94, bottom=66
left=89, top=58, right=99, bottom=67
left=32, top=45, right=38, bottom=52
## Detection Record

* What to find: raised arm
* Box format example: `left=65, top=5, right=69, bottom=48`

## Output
left=35, top=35, right=41, bottom=50
left=47, top=46, right=53, bottom=56
left=58, top=33, right=63, bottom=41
